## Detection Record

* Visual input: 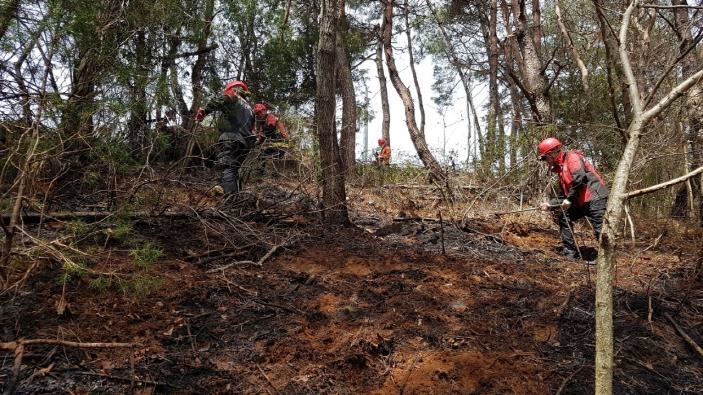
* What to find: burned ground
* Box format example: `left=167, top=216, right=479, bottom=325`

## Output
left=1, top=175, right=702, bottom=394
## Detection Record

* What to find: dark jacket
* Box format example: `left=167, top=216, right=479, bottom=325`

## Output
left=203, top=94, right=254, bottom=140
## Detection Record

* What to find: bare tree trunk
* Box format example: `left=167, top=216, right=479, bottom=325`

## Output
left=424, top=0, right=481, bottom=166
left=509, top=0, right=553, bottom=123
left=593, top=0, right=630, bottom=139
left=481, top=0, right=501, bottom=171
left=404, top=0, right=425, bottom=137
left=502, top=0, right=554, bottom=125
left=463, top=78, right=482, bottom=166
left=554, top=0, right=589, bottom=90
left=382, top=0, right=444, bottom=181
left=336, top=25, right=357, bottom=175
left=595, top=2, right=703, bottom=393
left=316, top=0, right=349, bottom=225
left=184, top=0, right=216, bottom=161
left=670, top=0, right=703, bottom=225
left=126, top=30, right=149, bottom=154
left=375, top=28, right=391, bottom=145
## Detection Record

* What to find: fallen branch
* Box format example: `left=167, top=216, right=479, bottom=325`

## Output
left=0, top=339, right=140, bottom=395
left=0, top=210, right=196, bottom=225
left=206, top=241, right=290, bottom=273
left=623, top=165, right=703, bottom=199
left=664, top=313, right=703, bottom=359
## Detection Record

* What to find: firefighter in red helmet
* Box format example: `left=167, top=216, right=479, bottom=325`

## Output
left=374, top=137, right=391, bottom=166
left=538, top=137, right=609, bottom=260
left=253, top=102, right=289, bottom=160
left=195, top=80, right=255, bottom=203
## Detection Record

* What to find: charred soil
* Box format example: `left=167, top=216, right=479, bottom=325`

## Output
left=1, top=173, right=702, bottom=394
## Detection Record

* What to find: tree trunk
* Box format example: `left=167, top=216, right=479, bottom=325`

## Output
left=593, top=0, right=630, bottom=139
left=315, top=0, right=349, bottom=225
left=482, top=0, right=501, bottom=172
left=127, top=30, right=149, bottom=154
left=382, top=0, right=444, bottom=181
left=336, top=25, right=357, bottom=176
left=404, top=0, right=425, bottom=137
left=595, top=2, right=703, bottom=392
left=375, top=28, right=391, bottom=145
left=671, top=0, right=703, bottom=225
left=509, top=0, right=552, bottom=123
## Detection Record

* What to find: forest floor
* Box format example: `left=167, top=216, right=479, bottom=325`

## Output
left=1, top=165, right=702, bottom=394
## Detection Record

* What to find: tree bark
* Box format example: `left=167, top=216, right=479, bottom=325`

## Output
left=382, top=0, right=444, bottom=181
left=482, top=0, right=502, bottom=171
left=508, top=0, right=553, bottom=123
left=315, top=0, right=349, bottom=225
left=336, top=22, right=357, bottom=176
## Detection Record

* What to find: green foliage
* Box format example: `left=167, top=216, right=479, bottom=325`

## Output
left=0, top=198, right=12, bottom=211
left=152, top=129, right=174, bottom=157
left=121, top=274, right=163, bottom=299
left=88, top=276, right=112, bottom=292
left=113, top=220, right=133, bottom=241
left=89, top=137, right=135, bottom=172
left=66, top=219, right=89, bottom=237
left=129, top=242, right=163, bottom=271
left=59, top=260, right=87, bottom=284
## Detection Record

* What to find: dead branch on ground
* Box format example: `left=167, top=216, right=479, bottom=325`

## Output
left=664, top=312, right=703, bottom=359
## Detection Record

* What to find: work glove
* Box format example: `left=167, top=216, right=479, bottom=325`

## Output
left=560, top=199, right=572, bottom=210
left=195, top=107, right=205, bottom=121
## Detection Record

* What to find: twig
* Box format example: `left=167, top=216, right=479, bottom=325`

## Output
left=399, top=352, right=422, bottom=394
left=555, top=365, right=584, bottom=395
left=252, top=298, right=305, bottom=315
left=438, top=211, right=446, bottom=255
left=257, top=364, right=280, bottom=394
left=73, top=371, right=182, bottom=389
left=664, top=313, right=703, bottom=359
left=223, top=276, right=258, bottom=295
left=206, top=241, right=288, bottom=273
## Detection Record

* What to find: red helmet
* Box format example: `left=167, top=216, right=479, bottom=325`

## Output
left=253, top=103, right=267, bottom=115
left=223, top=80, right=250, bottom=97
left=538, top=137, right=562, bottom=158
left=378, top=137, right=386, bottom=146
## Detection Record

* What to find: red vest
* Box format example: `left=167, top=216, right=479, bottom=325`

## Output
left=552, top=151, right=608, bottom=206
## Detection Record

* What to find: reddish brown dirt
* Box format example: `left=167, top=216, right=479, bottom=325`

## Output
left=1, top=179, right=702, bottom=394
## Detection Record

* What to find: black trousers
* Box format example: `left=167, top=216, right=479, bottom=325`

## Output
left=554, top=198, right=607, bottom=251
left=217, top=132, right=254, bottom=196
